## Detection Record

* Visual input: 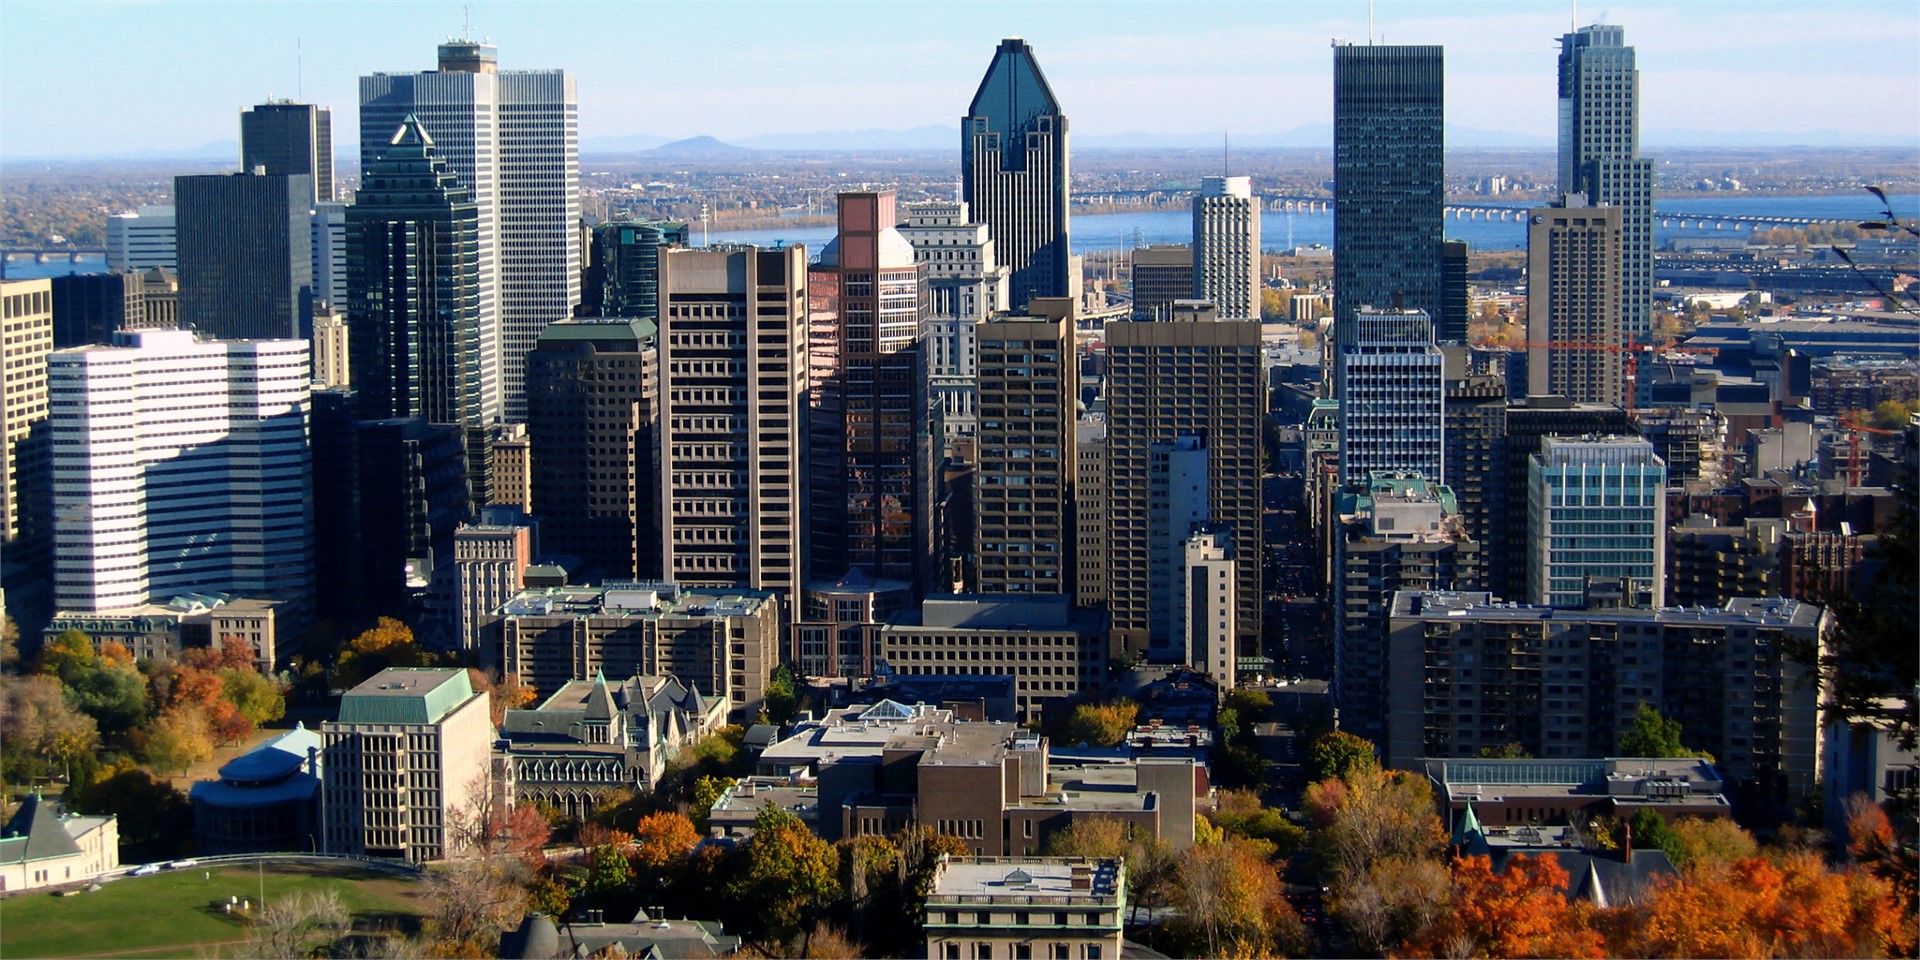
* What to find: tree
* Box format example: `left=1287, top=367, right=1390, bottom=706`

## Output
left=630, top=810, right=700, bottom=870
left=242, top=890, right=350, bottom=960
left=35, top=627, right=96, bottom=678
left=1405, top=854, right=1603, bottom=959
left=1305, top=729, right=1379, bottom=783
left=1623, top=852, right=1910, bottom=960
left=1845, top=794, right=1918, bottom=942
left=220, top=667, right=287, bottom=726
left=690, top=774, right=736, bottom=833
left=1165, top=837, right=1305, bottom=959
left=764, top=665, right=799, bottom=726
left=1304, top=765, right=1446, bottom=879
left=1331, top=856, right=1451, bottom=955
left=731, top=806, right=843, bottom=953
left=64, top=659, right=149, bottom=736
left=1668, top=815, right=1758, bottom=867
left=1617, top=703, right=1713, bottom=760
left=136, top=706, right=214, bottom=774
left=1799, top=494, right=1917, bottom=752
left=423, top=860, right=528, bottom=958
left=466, top=669, right=537, bottom=728
left=69, top=762, right=193, bottom=862
left=0, top=614, right=19, bottom=673
left=1210, top=789, right=1307, bottom=856
left=0, top=674, right=100, bottom=783
left=1064, top=699, right=1139, bottom=748
left=335, top=617, right=429, bottom=689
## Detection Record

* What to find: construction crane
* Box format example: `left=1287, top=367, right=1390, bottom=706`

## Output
left=1841, top=413, right=1901, bottom=488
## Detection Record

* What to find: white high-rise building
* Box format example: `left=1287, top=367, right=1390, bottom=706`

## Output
left=360, top=40, right=578, bottom=423
left=48, top=330, right=312, bottom=613
left=897, top=200, right=1009, bottom=444
left=104, top=205, right=176, bottom=273
left=1527, top=435, right=1667, bottom=607
left=1192, top=176, right=1260, bottom=320
left=1338, top=309, right=1444, bottom=485
left=1176, top=528, right=1237, bottom=690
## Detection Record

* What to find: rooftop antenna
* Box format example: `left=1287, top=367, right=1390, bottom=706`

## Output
left=461, top=4, right=472, bottom=40
left=1571, top=0, right=1577, bottom=31
left=1222, top=131, right=1229, bottom=178
left=1368, top=0, right=1375, bottom=44
left=296, top=38, right=303, bottom=101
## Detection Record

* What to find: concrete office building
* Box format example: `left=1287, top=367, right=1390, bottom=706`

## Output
left=1442, top=369, right=1506, bottom=552
left=347, top=117, right=500, bottom=450
left=452, top=508, right=534, bottom=656
left=1333, top=43, right=1444, bottom=372
left=964, top=38, right=1071, bottom=308
left=808, top=191, right=935, bottom=593
left=1176, top=529, right=1238, bottom=688
left=1492, top=397, right=1633, bottom=602
left=135, top=267, right=178, bottom=330
left=898, top=200, right=1008, bottom=444
left=322, top=667, right=492, bottom=863
left=1386, top=592, right=1826, bottom=810
left=1193, top=176, right=1260, bottom=320
left=1072, top=421, right=1109, bottom=608
left=1332, top=474, right=1480, bottom=747
left=1559, top=25, right=1654, bottom=343
left=1527, top=436, right=1667, bottom=607
left=311, top=303, right=350, bottom=388
left=1104, top=305, right=1261, bottom=658
left=175, top=171, right=314, bottom=340
left=877, top=595, right=1105, bottom=722
left=492, top=583, right=781, bottom=719
left=241, top=100, right=334, bottom=202
left=788, top=571, right=914, bottom=679
left=488, top=422, right=533, bottom=512
left=1339, top=309, right=1444, bottom=485
left=1528, top=198, right=1625, bottom=406
left=657, top=246, right=807, bottom=595
left=104, top=205, right=176, bottom=273
left=974, top=299, right=1077, bottom=594
left=526, top=318, right=659, bottom=582
left=1129, top=244, right=1193, bottom=321
left=361, top=39, right=579, bottom=422
left=0, top=280, right=52, bottom=560
left=925, top=858, right=1125, bottom=960
left=49, top=331, right=312, bottom=616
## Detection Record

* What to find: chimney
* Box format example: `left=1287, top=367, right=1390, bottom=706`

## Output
left=1620, top=821, right=1633, bottom=863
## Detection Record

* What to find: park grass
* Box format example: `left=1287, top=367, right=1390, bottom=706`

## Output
left=0, top=860, right=428, bottom=958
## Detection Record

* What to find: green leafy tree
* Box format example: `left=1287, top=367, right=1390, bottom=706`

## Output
left=764, top=666, right=799, bottom=726
left=35, top=627, right=96, bottom=678
left=1, top=674, right=100, bottom=783
left=1, top=615, right=19, bottom=673
left=1618, top=704, right=1713, bottom=760
left=1306, top=729, right=1380, bottom=783
left=70, top=762, right=194, bottom=861
left=63, top=659, right=149, bottom=735
left=731, top=806, right=842, bottom=953
left=136, top=706, right=214, bottom=774
left=690, top=774, right=735, bottom=833
left=1065, top=699, right=1139, bottom=748
left=220, top=668, right=287, bottom=726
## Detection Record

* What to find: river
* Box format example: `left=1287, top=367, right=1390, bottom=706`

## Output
left=704, top=191, right=1920, bottom=255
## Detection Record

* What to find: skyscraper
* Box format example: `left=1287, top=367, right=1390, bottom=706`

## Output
left=0, top=280, right=51, bottom=554
left=1104, top=305, right=1263, bottom=659
left=657, top=246, right=807, bottom=595
left=896, top=200, right=1008, bottom=447
left=1527, top=435, right=1666, bottom=607
left=526, top=318, right=660, bottom=582
left=974, top=298, right=1077, bottom=594
left=1192, top=176, right=1260, bottom=320
left=964, top=38, right=1070, bottom=309
left=581, top=219, right=690, bottom=320
left=1333, top=43, right=1444, bottom=374
left=241, top=100, right=334, bottom=202
left=1559, top=25, right=1654, bottom=345
left=49, top=330, right=312, bottom=614
left=175, top=171, right=313, bottom=340
left=1129, top=244, right=1193, bottom=321
left=808, top=191, right=934, bottom=591
left=1527, top=197, right=1624, bottom=405
left=346, top=118, right=498, bottom=434
left=1338, top=309, right=1444, bottom=485
left=104, top=206, right=176, bottom=273
left=361, top=40, right=579, bottom=422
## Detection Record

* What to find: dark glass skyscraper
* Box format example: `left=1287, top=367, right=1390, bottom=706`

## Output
left=345, top=118, right=497, bottom=431
left=241, top=101, right=334, bottom=202
left=580, top=219, right=690, bottom=320
left=963, top=38, right=1070, bottom=310
left=1559, top=25, right=1654, bottom=345
left=175, top=171, right=313, bottom=341
left=1333, top=43, right=1444, bottom=381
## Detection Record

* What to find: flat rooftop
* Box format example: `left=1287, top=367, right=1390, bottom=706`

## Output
left=929, top=856, right=1123, bottom=905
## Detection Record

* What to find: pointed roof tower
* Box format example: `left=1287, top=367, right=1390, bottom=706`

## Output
left=966, top=38, right=1063, bottom=172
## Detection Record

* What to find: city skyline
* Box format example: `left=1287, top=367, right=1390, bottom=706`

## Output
left=4, top=1, right=1917, bottom=159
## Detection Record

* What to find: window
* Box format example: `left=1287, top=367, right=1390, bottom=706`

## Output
left=943, top=943, right=961, bottom=960
left=975, top=944, right=993, bottom=959
left=1086, top=948, right=1102, bottom=960
left=1050, top=945, right=1072, bottom=960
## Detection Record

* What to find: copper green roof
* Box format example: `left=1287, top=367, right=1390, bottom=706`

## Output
left=337, top=668, right=476, bottom=724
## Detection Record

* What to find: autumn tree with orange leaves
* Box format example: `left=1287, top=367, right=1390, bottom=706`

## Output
left=1404, top=853, right=1604, bottom=959
left=1620, top=851, right=1912, bottom=959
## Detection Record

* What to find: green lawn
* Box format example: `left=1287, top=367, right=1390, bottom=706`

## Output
left=0, top=860, right=428, bottom=958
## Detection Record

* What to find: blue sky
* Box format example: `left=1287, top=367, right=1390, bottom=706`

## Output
left=3, top=0, right=1916, bottom=157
